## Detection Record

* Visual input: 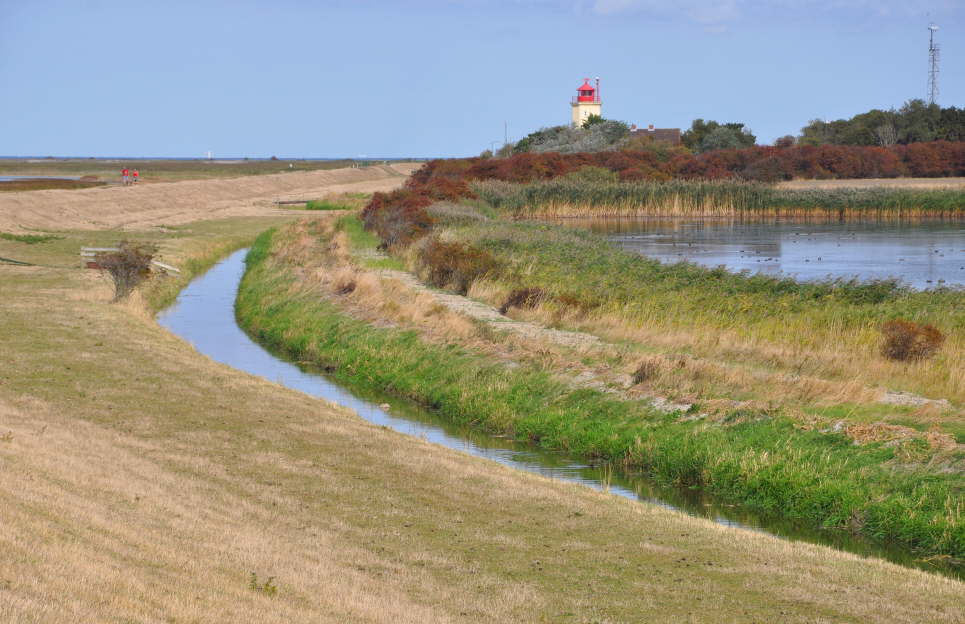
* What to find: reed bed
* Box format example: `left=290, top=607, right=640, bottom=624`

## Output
left=472, top=179, right=965, bottom=218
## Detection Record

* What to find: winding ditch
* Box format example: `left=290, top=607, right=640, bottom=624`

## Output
left=157, top=247, right=960, bottom=579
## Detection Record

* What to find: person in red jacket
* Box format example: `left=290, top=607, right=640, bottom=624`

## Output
left=132, top=169, right=139, bottom=184
left=121, top=168, right=129, bottom=185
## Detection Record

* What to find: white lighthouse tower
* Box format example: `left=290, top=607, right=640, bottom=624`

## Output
left=571, top=77, right=601, bottom=127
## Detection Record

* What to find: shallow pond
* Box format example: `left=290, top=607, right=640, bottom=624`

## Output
left=157, top=249, right=960, bottom=578
left=556, top=217, right=965, bottom=289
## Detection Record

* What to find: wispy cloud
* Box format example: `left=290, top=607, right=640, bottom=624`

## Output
left=589, top=0, right=958, bottom=29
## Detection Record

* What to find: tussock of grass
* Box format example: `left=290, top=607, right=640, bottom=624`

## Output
left=238, top=226, right=965, bottom=559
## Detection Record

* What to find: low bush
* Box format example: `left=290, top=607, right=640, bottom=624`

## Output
left=360, top=189, right=434, bottom=249
left=415, top=237, right=500, bottom=295
left=405, top=141, right=965, bottom=186
left=880, top=319, right=945, bottom=361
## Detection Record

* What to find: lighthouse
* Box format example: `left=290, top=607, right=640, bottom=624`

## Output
left=571, top=77, right=601, bottom=127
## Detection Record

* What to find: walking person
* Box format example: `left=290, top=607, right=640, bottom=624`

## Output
left=132, top=169, right=139, bottom=184
left=121, top=167, right=129, bottom=185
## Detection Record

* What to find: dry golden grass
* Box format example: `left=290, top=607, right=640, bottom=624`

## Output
left=463, top=277, right=964, bottom=430
left=0, top=163, right=418, bottom=232
left=1, top=218, right=963, bottom=622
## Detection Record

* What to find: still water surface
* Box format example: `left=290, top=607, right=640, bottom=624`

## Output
left=559, top=217, right=965, bottom=289
left=157, top=249, right=959, bottom=578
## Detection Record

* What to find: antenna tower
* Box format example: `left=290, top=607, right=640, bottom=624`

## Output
left=927, top=23, right=940, bottom=105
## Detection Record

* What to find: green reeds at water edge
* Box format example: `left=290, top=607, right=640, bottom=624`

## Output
left=472, top=179, right=965, bottom=218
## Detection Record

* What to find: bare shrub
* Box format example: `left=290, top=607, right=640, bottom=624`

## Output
left=499, top=287, right=547, bottom=315
left=96, top=241, right=157, bottom=302
left=880, top=319, right=945, bottom=361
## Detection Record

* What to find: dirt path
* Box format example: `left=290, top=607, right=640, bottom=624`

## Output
left=0, top=163, right=418, bottom=232
left=382, top=269, right=600, bottom=350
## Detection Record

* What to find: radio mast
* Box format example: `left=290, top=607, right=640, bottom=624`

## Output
left=927, top=23, right=940, bottom=105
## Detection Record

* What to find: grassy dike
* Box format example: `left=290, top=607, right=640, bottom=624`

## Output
left=237, top=226, right=964, bottom=561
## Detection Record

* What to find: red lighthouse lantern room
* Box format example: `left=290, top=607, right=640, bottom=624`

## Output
left=575, top=78, right=599, bottom=103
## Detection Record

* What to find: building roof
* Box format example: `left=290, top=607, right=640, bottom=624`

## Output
left=630, top=127, right=682, bottom=145
left=577, top=79, right=595, bottom=93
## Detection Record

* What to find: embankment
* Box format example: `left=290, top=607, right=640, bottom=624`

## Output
left=0, top=163, right=418, bottom=232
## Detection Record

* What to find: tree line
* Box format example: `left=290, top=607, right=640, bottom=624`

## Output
left=797, top=99, right=965, bottom=146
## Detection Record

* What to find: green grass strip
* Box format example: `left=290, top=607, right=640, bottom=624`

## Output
left=0, top=232, right=64, bottom=244
left=306, top=199, right=352, bottom=211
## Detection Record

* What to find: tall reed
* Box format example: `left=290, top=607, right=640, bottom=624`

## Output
left=472, top=179, right=965, bottom=218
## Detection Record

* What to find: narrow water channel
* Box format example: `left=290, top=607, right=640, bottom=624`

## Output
left=157, top=248, right=959, bottom=578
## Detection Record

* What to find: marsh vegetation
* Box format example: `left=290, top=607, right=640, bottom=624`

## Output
left=238, top=217, right=964, bottom=563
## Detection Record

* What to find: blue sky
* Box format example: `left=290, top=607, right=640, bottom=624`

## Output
left=1, top=0, right=962, bottom=158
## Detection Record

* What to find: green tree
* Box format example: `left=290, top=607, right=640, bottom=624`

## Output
left=897, top=99, right=941, bottom=143
left=700, top=127, right=743, bottom=152
left=796, top=100, right=965, bottom=146
left=683, top=119, right=756, bottom=153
